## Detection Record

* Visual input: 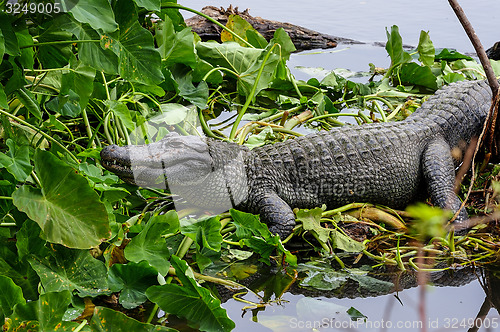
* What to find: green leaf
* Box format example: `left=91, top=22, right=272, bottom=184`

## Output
left=0, top=139, right=32, bottom=182
left=90, top=306, right=176, bottom=331
left=295, top=207, right=330, bottom=243
left=417, top=30, right=435, bottom=67
left=435, top=48, right=473, bottom=61
left=443, top=72, right=466, bottom=84
left=385, top=25, right=412, bottom=67
left=8, top=290, right=82, bottom=332
left=181, top=216, right=222, bottom=271
left=105, top=100, right=136, bottom=131
left=108, top=261, right=158, bottom=309
left=0, top=84, right=7, bottom=109
left=330, top=229, right=365, bottom=253
left=230, top=209, right=296, bottom=266
left=157, top=103, right=189, bottom=125
left=69, top=0, right=118, bottom=33
left=0, top=13, right=20, bottom=56
left=15, top=28, right=34, bottom=69
left=146, top=255, right=235, bottom=332
left=57, top=15, right=119, bottom=74
left=269, top=28, right=296, bottom=61
left=100, top=20, right=164, bottom=85
left=196, top=41, right=279, bottom=98
left=60, top=57, right=96, bottom=109
left=12, top=150, right=111, bottom=249
left=170, top=65, right=209, bottom=108
left=124, top=211, right=179, bottom=275
left=133, top=0, right=160, bottom=11
left=28, top=245, right=110, bottom=297
left=157, top=16, right=197, bottom=67
left=221, top=15, right=265, bottom=48
left=0, top=275, right=26, bottom=320
left=399, top=62, right=438, bottom=90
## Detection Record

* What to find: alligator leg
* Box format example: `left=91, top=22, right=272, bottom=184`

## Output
left=255, top=193, right=296, bottom=238
left=422, top=138, right=469, bottom=229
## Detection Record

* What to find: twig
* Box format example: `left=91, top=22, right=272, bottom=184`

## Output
left=448, top=0, right=498, bottom=96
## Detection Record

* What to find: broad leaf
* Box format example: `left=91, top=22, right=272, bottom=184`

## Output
left=28, top=245, right=110, bottom=297
left=417, top=30, right=435, bottom=67
left=133, top=0, right=160, bottom=11
left=108, top=261, right=158, bottom=309
left=0, top=275, right=26, bottom=320
left=221, top=14, right=266, bottom=48
left=385, top=25, right=412, bottom=67
left=124, top=211, right=179, bottom=275
left=101, top=21, right=164, bottom=85
left=157, top=16, right=197, bottom=67
left=0, top=139, right=32, bottom=182
left=399, top=62, right=438, bottom=90
left=146, top=255, right=235, bottom=332
left=196, top=41, right=279, bottom=98
left=90, top=306, right=176, bottom=331
left=69, top=0, right=118, bottom=33
left=7, top=290, right=83, bottom=332
left=230, top=209, right=296, bottom=266
left=12, top=150, right=111, bottom=249
left=57, top=15, right=119, bottom=74
left=181, top=216, right=223, bottom=271
left=296, top=207, right=330, bottom=243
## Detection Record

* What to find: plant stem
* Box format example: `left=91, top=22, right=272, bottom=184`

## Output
left=0, top=109, right=79, bottom=163
left=20, top=39, right=100, bottom=49
left=230, top=44, right=278, bottom=140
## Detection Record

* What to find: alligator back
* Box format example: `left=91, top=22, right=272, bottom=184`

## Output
left=242, top=80, right=493, bottom=236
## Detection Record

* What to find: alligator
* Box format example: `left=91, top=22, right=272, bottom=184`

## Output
left=101, top=79, right=493, bottom=238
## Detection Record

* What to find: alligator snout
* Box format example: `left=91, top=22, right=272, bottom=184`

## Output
left=100, top=144, right=131, bottom=170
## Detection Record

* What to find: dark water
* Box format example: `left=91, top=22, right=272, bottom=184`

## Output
left=179, top=1, right=500, bottom=331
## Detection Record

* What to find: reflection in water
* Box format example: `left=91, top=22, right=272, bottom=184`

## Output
left=216, top=265, right=500, bottom=332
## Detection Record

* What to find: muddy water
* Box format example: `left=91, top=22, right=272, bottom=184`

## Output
left=179, top=1, right=500, bottom=331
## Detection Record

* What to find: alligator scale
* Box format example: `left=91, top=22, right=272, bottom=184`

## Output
left=101, top=80, right=493, bottom=237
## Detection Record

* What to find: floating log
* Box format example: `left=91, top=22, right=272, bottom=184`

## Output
left=185, top=5, right=361, bottom=52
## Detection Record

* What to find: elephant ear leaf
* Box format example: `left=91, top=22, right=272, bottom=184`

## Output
left=12, top=150, right=111, bottom=249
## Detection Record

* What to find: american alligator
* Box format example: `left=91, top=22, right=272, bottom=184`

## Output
left=101, top=80, right=493, bottom=238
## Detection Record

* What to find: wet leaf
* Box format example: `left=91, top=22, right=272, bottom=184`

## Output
left=28, top=245, right=110, bottom=297
left=12, top=150, right=111, bottom=249
left=90, top=306, right=176, bottom=331
left=108, top=261, right=158, bottom=309
left=146, top=255, right=235, bottom=332
left=124, top=211, right=178, bottom=275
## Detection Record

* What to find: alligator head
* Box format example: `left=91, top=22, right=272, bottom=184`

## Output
left=101, top=133, right=214, bottom=188
left=100, top=133, right=250, bottom=211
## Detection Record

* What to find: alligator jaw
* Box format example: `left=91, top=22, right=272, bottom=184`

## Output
left=100, top=135, right=213, bottom=188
